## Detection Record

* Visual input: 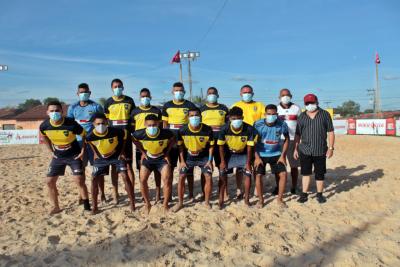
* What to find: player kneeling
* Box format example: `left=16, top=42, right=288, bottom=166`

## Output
left=132, top=114, right=175, bottom=213
left=86, top=113, right=135, bottom=214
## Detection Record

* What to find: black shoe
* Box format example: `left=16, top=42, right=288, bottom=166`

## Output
left=83, top=199, right=91, bottom=211
left=297, top=193, right=308, bottom=203
left=290, top=188, right=296, bottom=195
left=272, top=187, right=279, bottom=196
left=316, top=194, right=327, bottom=204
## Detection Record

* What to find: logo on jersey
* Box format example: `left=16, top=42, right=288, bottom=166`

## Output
left=219, top=110, right=225, bottom=116
left=124, top=104, right=129, bottom=110
left=241, top=137, right=246, bottom=142
left=159, top=141, right=164, bottom=146
left=183, top=108, right=188, bottom=115
left=109, top=138, right=114, bottom=144
left=63, top=131, right=69, bottom=137
left=199, top=137, right=204, bottom=142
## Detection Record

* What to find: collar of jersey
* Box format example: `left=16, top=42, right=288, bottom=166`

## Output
left=112, top=95, right=125, bottom=102
left=189, top=124, right=202, bottom=133
left=93, top=128, right=109, bottom=137
left=172, top=99, right=185, bottom=105
left=230, top=124, right=243, bottom=134
left=139, top=105, right=152, bottom=111
left=50, top=117, right=65, bottom=127
left=146, top=128, right=160, bottom=138
left=241, top=100, right=255, bottom=104
left=279, top=102, right=293, bottom=109
left=206, top=103, right=219, bottom=108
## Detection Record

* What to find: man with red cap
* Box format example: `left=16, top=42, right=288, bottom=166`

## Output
left=293, top=93, right=335, bottom=203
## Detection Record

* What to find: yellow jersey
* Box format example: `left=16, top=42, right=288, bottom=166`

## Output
left=104, top=95, right=136, bottom=129
left=86, top=127, right=127, bottom=159
left=132, top=128, right=174, bottom=157
left=200, top=103, right=229, bottom=134
left=161, top=99, right=197, bottom=131
left=130, top=105, right=162, bottom=131
left=217, top=122, right=257, bottom=154
left=231, top=100, right=265, bottom=126
left=178, top=123, right=214, bottom=157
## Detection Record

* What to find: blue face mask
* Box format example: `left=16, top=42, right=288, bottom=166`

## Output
left=49, top=111, right=62, bottom=121
left=266, top=114, right=278, bottom=124
left=242, top=93, right=253, bottom=103
left=207, top=94, right=218, bottom=103
left=113, top=87, right=123, bottom=97
left=146, top=126, right=159, bottom=136
left=141, top=97, right=151, bottom=106
left=189, top=116, right=201, bottom=127
left=231, top=119, right=243, bottom=129
left=79, top=92, right=90, bottom=101
left=174, top=91, right=185, bottom=101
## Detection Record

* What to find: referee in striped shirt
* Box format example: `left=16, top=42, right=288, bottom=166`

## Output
left=294, top=94, right=335, bottom=203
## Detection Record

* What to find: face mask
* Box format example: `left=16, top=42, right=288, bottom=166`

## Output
left=140, top=97, right=151, bottom=106
left=49, top=111, right=62, bottom=121
left=207, top=94, right=218, bottom=103
left=305, top=104, right=318, bottom=112
left=174, top=91, right=185, bottom=101
left=231, top=119, right=243, bottom=129
left=266, top=114, right=278, bottom=124
left=280, top=96, right=291, bottom=105
left=189, top=116, right=201, bottom=127
left=113, top=87, right=123, bottom=97
left=242, top=93, right=253, bottom=103
left=95, top=124, right=107, bottom=134
left=146, top=126, right=158, bottom=136
left=79, top=92, right=90, bottom=101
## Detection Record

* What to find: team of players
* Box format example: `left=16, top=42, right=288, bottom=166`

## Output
left=40, top=80, right=320, bottom=215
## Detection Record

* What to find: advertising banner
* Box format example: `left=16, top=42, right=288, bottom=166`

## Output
left=0, top=130, right=40, bottom=145
left=333, top=120, right=348, bottom=135
left=356, top=119, right=386, bottom=135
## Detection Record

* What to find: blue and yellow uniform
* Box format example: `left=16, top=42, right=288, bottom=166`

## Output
left=40, top=117, right=85, bottom=176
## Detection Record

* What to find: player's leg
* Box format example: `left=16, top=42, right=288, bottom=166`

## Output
left=218, top=170, right=228, bottom=209
left=111, top=165, right=119, bottom=204
left=203, top=171, right=213, bottom=209
left=298, top=152, right=313, bottom=203
left=91, top=175, right=99, bottom=214
left=45, top=175, right=60, bottom=214
left=159, top=162, right=172, bottom=212
left=314, top=155, right=327, bottom=203
left=243, top=170, right=251, bottom=206
left=154, top=170, right=161, bottom=203
left=139, top=163, right=152, bottom=214
left=116, top=159, right=135, bottom=212
left=235, top=169, right=244, bottom=199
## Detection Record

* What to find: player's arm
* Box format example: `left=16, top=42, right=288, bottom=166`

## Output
left=205, top=132, right=214, bottom=170
left=177, top=132, right=186, bottom=168
left=161, top=105, right=169, bottom=129
left=42, top=135, right=54, bottom=154
left=246, top=129, right=257, bottom=171
left=131, top=133, right=147, bottom=157
left=293, top=123, right=301, bottom=160
left=74, top=127, right=86, bottom=160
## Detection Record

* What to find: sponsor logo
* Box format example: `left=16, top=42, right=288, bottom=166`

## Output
left=219, top=110, right=225, bottom=116
left=241, top=137, right=246, bottom=142
left=159, top=140, right=164, bottom=146
left=109, top=138, right=114, bottom=144
left=183, top=108, right=188, bottom=115
left=125, top=104, right=129, bottom=110
left=63, top=131, right=69, bottom=137
left=199, top=137, right=204, bottom=142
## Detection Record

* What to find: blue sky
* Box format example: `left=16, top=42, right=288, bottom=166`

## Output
left=0, top=0, right=399, bottom=110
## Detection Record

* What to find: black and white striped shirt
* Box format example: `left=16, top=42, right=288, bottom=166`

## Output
left=296, top=108, right=334, bottom=156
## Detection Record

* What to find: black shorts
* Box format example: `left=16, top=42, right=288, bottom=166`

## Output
left=135, top=149, right=141, bottom=170
left=92, top=158, right=127, bottom=177
left=256, top=155, right=286, bottom=175
left=142, top=156, right=169, bottom=172
left=299, top=152, right=326, bottom=180
left=47, top=157, right=83, bottom=177
left=213, top=146, right=222, bottom=168
left=180, top=155, right=212, bottom=175
left=78, top=141, right=94, bottom=166
left=124, top=141, right=133, bottom=164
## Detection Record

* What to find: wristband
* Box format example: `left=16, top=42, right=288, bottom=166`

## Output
left=208, top=155, right=213, bottom=161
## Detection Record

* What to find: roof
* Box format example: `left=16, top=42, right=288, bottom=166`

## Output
left=14, top=104, right=69, bottom=120
left=0, top=108, right=18, bottom=119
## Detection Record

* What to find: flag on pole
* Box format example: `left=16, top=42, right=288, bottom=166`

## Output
left=375, top=52, right=381, bottom=64
left=171, top=50, right=181, bottom=64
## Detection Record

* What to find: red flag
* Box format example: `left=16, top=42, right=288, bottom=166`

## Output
left=171, top=50, right=181, bottom=64
left=375, top=52, right=380, bottom=64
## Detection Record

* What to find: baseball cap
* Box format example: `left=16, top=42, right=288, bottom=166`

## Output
left=304, top=94, right=318, bottom=104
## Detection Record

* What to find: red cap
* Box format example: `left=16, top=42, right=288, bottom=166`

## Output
left=304, top=94, right=318, bottom=104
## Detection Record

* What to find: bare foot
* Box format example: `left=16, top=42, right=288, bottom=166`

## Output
left=155, top=194, right=161, bottom=204
left=101, top=195, right=107, bottom=203
left=189, top=197, right=195, bottom=204
left=49, top=207, right=62, bottom=215
left=173, top=203, right=183, bottom=213
left=236, top=190, right=243, bottom=200
left=145, top=204, right=151, bottom=214
left=92, top=208, right=99, bottom=215
left=218, top=202, right=224, bottom=210
left=130, top=204, right=136, bottom=212
left=277, top=199, right=288, bottom=208
left=224, top=192, right=229, bottom=200
left=256, top=202, right=263, bottom=209
left=163, top=206, right=170, bottom=213
left=204, top=202, right=211, bottom=209
left=244, top=200, right=250, bottom=207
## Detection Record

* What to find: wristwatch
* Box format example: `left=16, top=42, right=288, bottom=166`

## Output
left=328, top=147, right=334, bottom=151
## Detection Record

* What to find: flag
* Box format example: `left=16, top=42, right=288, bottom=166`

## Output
left=171, top=50, right=181, bottom=64
left=375, top=52, right=380, bottom=64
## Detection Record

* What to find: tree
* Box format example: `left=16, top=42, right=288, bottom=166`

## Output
left=363, top=109, right=374, bottom=114
left=17, top=99, right=42, bottom=111
left=336, top=100, right=360, bottom=117
left=192, top=95, right=206, bottom=106
left=43, top=97, right=61, bottom=106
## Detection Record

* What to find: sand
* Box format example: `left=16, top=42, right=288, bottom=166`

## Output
left=0, top=135, right=399, bottom=267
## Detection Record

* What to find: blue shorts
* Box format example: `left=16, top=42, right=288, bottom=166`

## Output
left=220, top=153, right=251, bottom=177
left=180, top=155, right=212, bottom=175
left=78, top=141, right=94, bottom=166
left=92, top=158, right=127, bottom=177
left=47, top=156, right=83, bottom=177
left=142, top=156, right=169, bottom=172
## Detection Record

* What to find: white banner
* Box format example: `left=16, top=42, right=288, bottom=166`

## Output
left=396, top=120, right=400, bottom=137
left=356, top=119, right=386, bottom=135
left=0, top=130, right=40, bottom=145
left=333, top=120, right=348, bottom=135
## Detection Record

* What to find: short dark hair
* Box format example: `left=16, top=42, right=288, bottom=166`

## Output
left=188, top=107, right=201, bottom=114
left=140, top=88, right=151, bottom=95
left=173, top=82, right=184, bottom=89
left=47, top=100, right=62, bottom=109
left=91, top=112, right=107, bottom=122
left=229, top=106, right=243, bottom=117
left=145, top=114, right=159, bottom=121
left=111, top=78, right=123, bottom=87
left=207, top=87, right=218, bottom=94
left=241, top=84, right=253, bottom=91
left=265, top=104, right=277, bottom=111
left=78, top=83, right=89, bottom=91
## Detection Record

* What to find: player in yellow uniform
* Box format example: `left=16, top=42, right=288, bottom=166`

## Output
left=218, top=107, right=258, bottom=208
left=231, top=84, right=265, bottom=126
left=199, top=87, right=228, bottom=197
left=86, top=113, right=135, bottom=214
left=40, top=101, right=90, bottom=214
left=104, top=78, right=136, bottom=204
left=130, top=88, right=163, bottom=202
left=161, top=82, right=197, bottom=198
left=174, top=107, right=214, bottom=212
left=132, top=115, right=175, bottom=213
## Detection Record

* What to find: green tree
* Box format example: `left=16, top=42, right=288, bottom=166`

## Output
left=17, top=99, right=42, bottom=111
left=336, top=100, right=360, bottom=117
left=192, top=95, right=206, bottom=106
left=363, top=108, right=374, bottom=114
left=43, top=97, right=61, bottom=106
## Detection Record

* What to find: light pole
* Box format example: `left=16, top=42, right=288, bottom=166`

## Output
left=179, top=51, right=200, bottom=101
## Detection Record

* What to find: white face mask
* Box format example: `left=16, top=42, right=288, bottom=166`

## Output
left=95, top=124, right=107, bottom=134
left=280, top=96, right=291, bottom=105
left=305, top=104, right=318, bottom=112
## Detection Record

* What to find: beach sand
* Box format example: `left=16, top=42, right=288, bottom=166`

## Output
left=0, top=135, right=399, bottom=266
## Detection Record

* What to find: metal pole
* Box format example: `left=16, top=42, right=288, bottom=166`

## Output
left=179, top=62, right=183, bottom=83
left=188, top=59, right=192, bottom=101
left=375, top=63, right=381, bottom=114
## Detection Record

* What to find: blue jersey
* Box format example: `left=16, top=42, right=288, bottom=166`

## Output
left=67, top=100, right=103, bottom=141
left=254, top=118, right=289, bottom=157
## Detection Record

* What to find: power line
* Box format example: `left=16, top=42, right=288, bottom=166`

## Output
left=195, top=0, right=229, bottom=48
